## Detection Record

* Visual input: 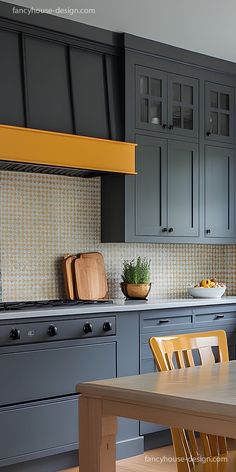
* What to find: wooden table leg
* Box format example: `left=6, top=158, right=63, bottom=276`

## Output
left=79, top=395, right=117, bottom=472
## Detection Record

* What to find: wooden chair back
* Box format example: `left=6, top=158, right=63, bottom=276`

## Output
left=149, top=330, right=229, bottom=471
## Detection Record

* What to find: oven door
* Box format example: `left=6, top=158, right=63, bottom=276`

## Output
left=0, top=341, right=116, bottom=466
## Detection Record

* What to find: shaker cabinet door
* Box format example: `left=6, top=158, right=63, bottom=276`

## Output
left=205, top=146, right=235, bottom=239
left=167, top=141, right=199, bottom=237
left=135, top=135, right=167, bottom=237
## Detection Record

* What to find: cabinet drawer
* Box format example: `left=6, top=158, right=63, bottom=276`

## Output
left=0, top=342, right=116, bottom=406
left=141, top=311, right=192, bottom=333
left=0, top=397, right=78, bottom=466
left=195, top=311, right=236, bottom=325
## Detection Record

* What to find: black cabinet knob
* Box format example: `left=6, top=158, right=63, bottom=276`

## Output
left=103, top=321, right=112, bottom=332
left=168, top=227, right=174, bottom=233
left=162, top=124, right=167, bottom=129
left=168, top=125, right=174, bottom=130
left=10, top=328, right=21, bottom=340
left=48, top=325, right=58, bottom=337
left=206, top=229, right=211, bottom=234
left=162, top=227, right=168, bottom=232
left=83, top=322, right=93, bottom=334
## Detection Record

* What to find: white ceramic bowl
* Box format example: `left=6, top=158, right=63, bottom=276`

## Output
left=188, top=286, right=226, bottom=299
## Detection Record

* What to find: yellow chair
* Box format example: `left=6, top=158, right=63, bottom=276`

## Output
left=149, top=330, right=236, bottom=471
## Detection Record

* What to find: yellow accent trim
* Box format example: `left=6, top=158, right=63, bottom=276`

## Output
left=0, top=125, right=136, bottom=174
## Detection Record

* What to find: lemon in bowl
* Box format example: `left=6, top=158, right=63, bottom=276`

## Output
left=188, top=279, right=226, bottom=298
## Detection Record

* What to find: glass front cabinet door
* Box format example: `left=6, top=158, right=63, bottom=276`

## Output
left=168, top=74, right=198, bottom=138
left=136, top=66, right=198, bottom=138
left=205, top=82, right=234, bottom=143
left=136, top=65, right=168, bottom=132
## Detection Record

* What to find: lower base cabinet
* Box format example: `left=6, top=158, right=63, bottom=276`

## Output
left=1, top=305, right=236, bottom=470
left=140, top=306, right=236, bottom=435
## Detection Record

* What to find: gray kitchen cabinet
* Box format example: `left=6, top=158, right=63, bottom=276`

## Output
left=204, top=146, right=235, bottom=239
left=102, top=43, right=236, bottom=244
left=136, top=135, right=199, bottom=239
left=102, top=134, right=199, bottom=242
left=167, top=140, right=199, bottom=237
left=136, top=66, right=168, bottom=133
left=140, top=306, right=236, bottom=435
left=1, top=305, right=236, bottom=470
left=205, top=82, right=234, bottom=144
left=136, top=65, right=198, bottom=138
left=168, top=74, right=198, bottom=138
left=135, top=135, right=167, bottom=237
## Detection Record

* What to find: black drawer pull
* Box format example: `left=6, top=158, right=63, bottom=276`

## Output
left=215, top=314, right=225, bottom=320
left=158, top=319, right=170, bottom=324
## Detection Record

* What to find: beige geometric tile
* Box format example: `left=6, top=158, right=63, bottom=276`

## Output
left=0, top=171, right=235, bottom=301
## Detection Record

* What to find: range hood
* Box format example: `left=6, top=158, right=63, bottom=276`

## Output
left=0, top=125, right=136, bottom=177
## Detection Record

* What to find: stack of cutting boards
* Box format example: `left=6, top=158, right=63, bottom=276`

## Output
left=62, top=252, right=108, bottom=301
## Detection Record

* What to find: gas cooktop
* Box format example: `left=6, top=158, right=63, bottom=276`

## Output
left=0, top=299, right=114, bottom=311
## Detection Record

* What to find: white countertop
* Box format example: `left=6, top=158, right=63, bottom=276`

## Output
left=1, top=296, right=236, bottom=320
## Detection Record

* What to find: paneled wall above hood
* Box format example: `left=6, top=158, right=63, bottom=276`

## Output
left=0, top=125, right=136, bottom=177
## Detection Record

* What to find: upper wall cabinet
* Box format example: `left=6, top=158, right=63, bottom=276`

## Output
left=102, top=41, right=236, bottom=244
left=205, top=82, right=234, bottom=144
left=136, top=65, right=198, bottom=138
left=102, top=135, right=200, bottom=243
left=134, top=135, right=199, bottom=240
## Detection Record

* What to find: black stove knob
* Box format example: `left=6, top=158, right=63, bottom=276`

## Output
left=103, top=321, right=112, bottom=332
left=48, top=325, right=58, bottom=337
left=10, top=328, right=20, bottom=340
left=83, top=322, right=93, bottom=334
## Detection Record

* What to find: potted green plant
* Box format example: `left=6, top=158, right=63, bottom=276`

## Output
left=121, top=256, right=151, bottom=299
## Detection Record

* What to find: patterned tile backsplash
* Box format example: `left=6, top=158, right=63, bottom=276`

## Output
left=0, top=170, right=235, bottom=301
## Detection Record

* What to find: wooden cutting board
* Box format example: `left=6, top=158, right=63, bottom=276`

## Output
left=62, top=255, right=77, bottom=300
left=74, top=252, right=108, bottom=300
left=79, top=252, right=108, bottom=297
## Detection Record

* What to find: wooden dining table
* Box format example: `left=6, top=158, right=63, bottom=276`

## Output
left=77, top=360, right=236, bottom=472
